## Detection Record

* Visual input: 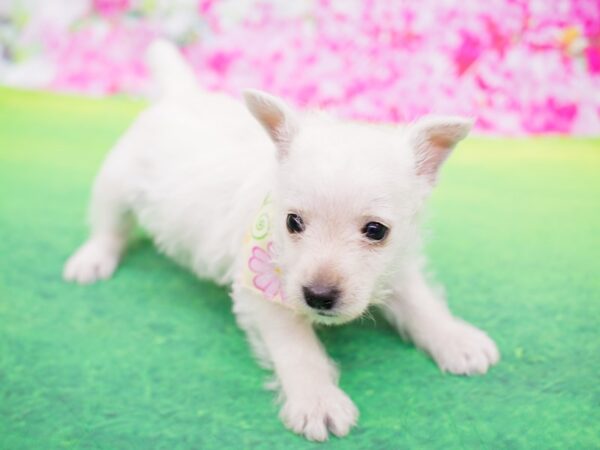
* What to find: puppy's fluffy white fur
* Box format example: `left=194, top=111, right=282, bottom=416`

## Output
left=64, top=40, right=499, bottom=441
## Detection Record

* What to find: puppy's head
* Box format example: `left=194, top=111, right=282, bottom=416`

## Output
left=245, top=90, right=472, bottom=325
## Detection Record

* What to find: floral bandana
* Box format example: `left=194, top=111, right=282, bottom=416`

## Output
left=240, top=195, right=287, bottom=304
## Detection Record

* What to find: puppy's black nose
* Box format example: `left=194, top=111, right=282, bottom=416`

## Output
left=302, top=285, right=339, bottom=310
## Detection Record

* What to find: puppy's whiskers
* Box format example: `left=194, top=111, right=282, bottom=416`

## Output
left=358, top=307, right=377, bottom=326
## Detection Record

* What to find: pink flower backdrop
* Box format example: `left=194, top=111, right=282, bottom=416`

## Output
left=1, top=0, right=599, bottom=135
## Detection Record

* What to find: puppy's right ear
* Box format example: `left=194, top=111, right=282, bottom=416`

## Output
left=244, top=89, right=298, bottom=159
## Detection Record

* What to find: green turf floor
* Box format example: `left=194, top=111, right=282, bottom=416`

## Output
left=1, top=88, right=599, bottom=449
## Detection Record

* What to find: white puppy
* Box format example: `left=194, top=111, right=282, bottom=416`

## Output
left=64, top=41, right=499, bottom=441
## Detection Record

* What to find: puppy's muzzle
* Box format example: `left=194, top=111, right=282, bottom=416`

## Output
left=302, top=285, right=340, bottom=311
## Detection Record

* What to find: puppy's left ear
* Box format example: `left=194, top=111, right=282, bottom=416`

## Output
left=409, top=116, right=473, bottom=183
left=244, top=89, right=298, bottom=159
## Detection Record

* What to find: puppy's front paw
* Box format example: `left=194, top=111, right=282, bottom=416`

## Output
left=63, top=239, right=120, bottom=284
left=428, top=320, right=500, bottom=376
left=280, top=385, right=358, bottom=441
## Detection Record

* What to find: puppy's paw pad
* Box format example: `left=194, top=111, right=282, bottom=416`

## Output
left=280, top=386, right=358, bottom=441
left=63, top=240, right=119, bottom=284
left=430, top=321, right=500, bottom=376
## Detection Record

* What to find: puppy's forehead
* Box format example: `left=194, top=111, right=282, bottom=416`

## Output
left=279, top=119, right=413, bottom=220
left=292, top=117, right=406, bottom=163
left=283, top=182, right=395, bottom=222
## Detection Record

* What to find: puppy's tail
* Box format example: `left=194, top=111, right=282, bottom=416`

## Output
left=146, top=39, right=198, bottom=99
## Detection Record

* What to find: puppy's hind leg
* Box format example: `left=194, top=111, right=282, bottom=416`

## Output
left=64, top=152, right=134, bottom=284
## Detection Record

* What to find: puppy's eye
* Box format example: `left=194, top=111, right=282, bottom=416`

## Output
left=362, top=222, right=388, bottom=241
left=286, top=213, right=305, bottom=234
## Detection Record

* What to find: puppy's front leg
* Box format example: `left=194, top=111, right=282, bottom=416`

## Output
left=383, top=266, right=500, bottom=375
left=232, top=287, right=358, bottom=441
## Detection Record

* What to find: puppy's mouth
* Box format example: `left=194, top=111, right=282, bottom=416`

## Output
left=309, top=310, right=351, bottom=326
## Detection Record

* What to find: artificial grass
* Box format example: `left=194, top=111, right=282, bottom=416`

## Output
left=0, top=88, right=599, bottom=449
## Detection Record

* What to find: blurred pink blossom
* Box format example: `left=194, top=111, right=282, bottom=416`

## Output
left=17, top=0, right=599, bottom=135
left=92, top=0, right=130, bottom=18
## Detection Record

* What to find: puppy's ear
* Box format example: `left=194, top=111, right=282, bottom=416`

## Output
left=409, top=115, right=473, bottom=183
left=244, top=89, right=298, bottom=159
